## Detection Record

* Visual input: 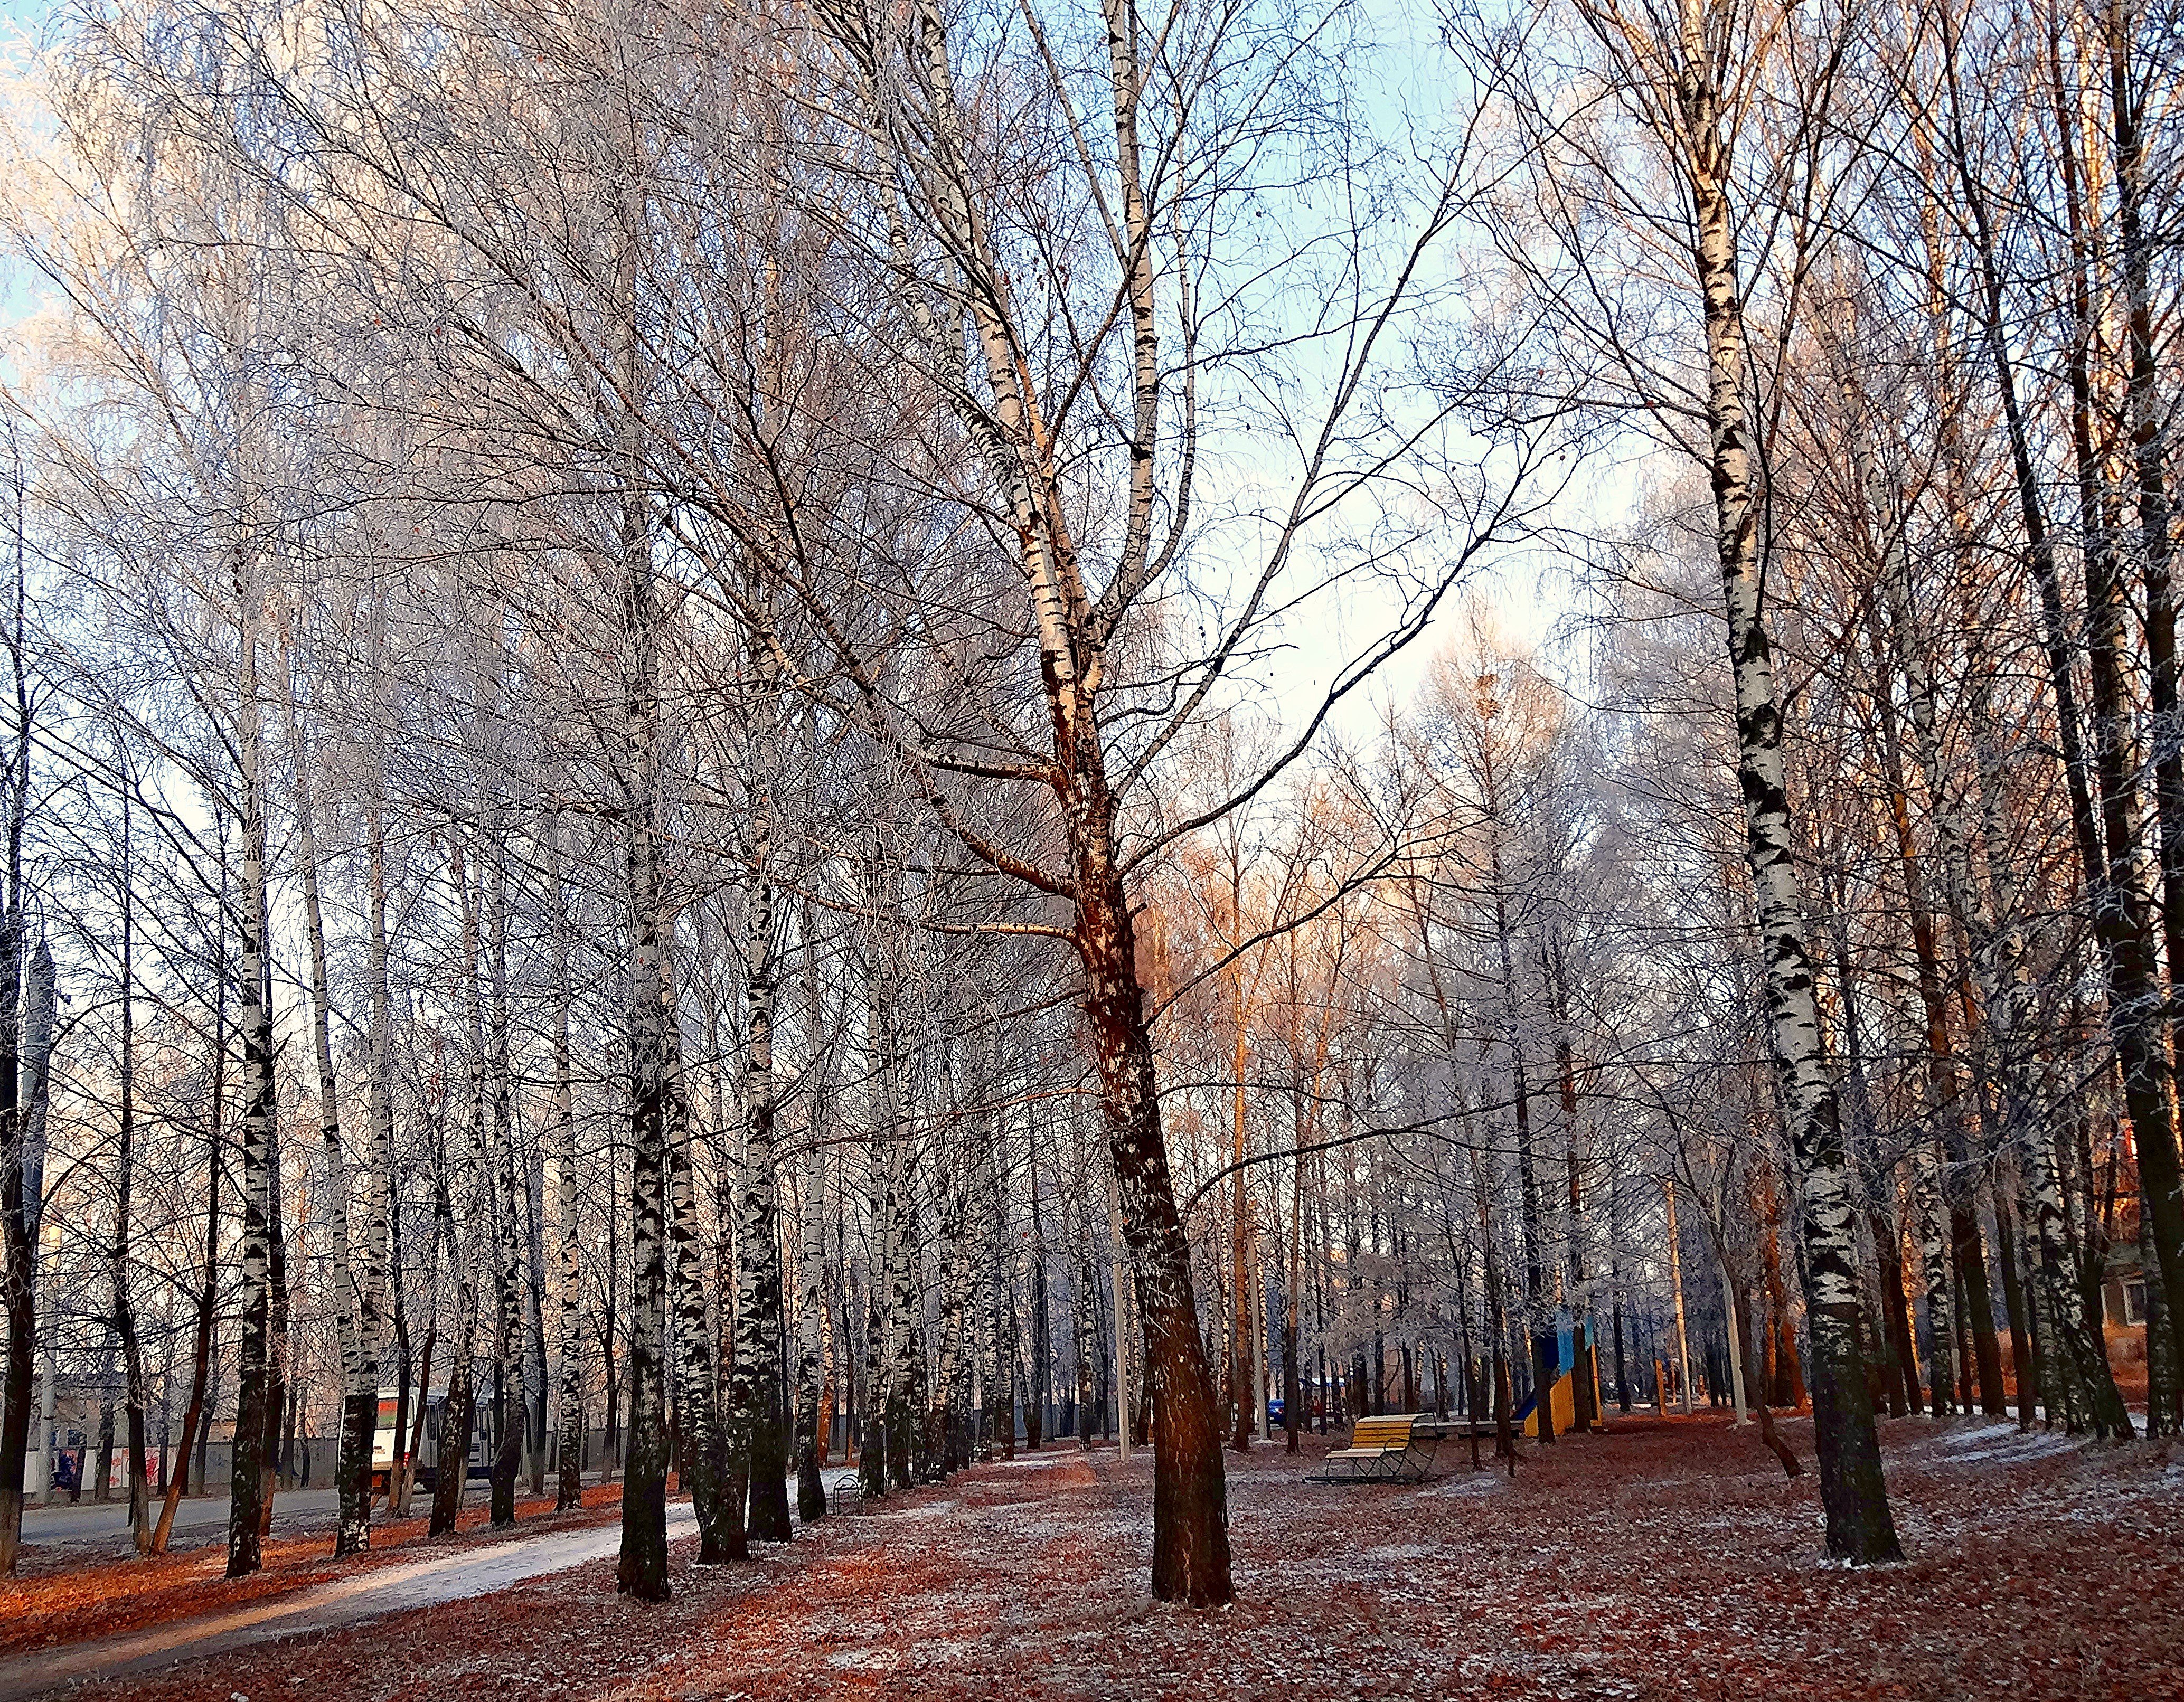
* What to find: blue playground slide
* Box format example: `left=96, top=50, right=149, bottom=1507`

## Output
left=1512, top=1325, right=1578, bottom=1424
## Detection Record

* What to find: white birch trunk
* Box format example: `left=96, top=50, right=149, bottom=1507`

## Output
left=286, top=682, right=370, bottom=1553
left=549, top=821, right=585, bottom=1509
left=226, top=536, right=274, bottom=1582
left=795, top=1133, right=827, bottom=1519
left=1672, top=0, right=1897, bottom=1556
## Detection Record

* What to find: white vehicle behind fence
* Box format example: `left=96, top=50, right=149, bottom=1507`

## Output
left=369, top=1387, right=497, bottom=1492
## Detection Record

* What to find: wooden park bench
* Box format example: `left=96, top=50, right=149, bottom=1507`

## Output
left=1305, top=1413, right=1440, bottom=1484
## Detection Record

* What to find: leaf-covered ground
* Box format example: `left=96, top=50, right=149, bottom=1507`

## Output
left=22, top=1412, right=2184, bottom=1700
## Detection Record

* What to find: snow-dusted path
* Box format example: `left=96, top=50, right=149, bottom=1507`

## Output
left=18, top=1489, right=344, bottom=1558
left=0, top=1503, right=697, bottom=1700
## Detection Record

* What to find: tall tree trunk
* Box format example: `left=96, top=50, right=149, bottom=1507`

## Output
left=1228, top=995, right=1253, bottom=1452
left=0, top=630, right=29, bottom=1574
left=1027, top=1114, right=1049, bottom=1454
left=153, top=911, right=224, bottom=1556
left=1682, top=25, right=1897, bottom=1557
left=616, top=481, right=674, bottom=1599
left=670, top=1042, right=731, bottom=1562
left=112, top=786, right=150, bottom=1550
left=884, top=1133, right=921, bottom=1489
left=550, top=822, right=586, bottom=1512
left=861, top=984, right=893, bottom=1499
left=2108, top=23, right=2184, bottom=1404
left=479, top=833, right=523, bottom=1528
left=228, top=541, right=276, bottom=1579
left=1482, top=711, right=1554, bottom=1446
left=523, top=1136, right=550, bottom=1496
left=733, top=819, right=792, bottom=1540
left=794, top=1122, right=827, bottom=1520
left=1863, top=408, right=2125, bottom=1433
left=1550, top=950, right=1593, bottom=1433
left=289, top=687, right=370, bottom=1555
left=430, top=1032, right=483, bottom=1540
left=1989, top=1177, right=2036, bottom=1426
left=1078, top=831, right=1232, bottom=1598
left=361, top=797, right=396, bottom=1525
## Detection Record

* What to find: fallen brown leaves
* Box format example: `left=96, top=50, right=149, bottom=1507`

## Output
left=33, top=1414, right=2184, bottom=1701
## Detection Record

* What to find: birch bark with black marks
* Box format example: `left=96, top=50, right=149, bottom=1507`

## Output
left=363, top=797, right=398, bottom=1505
left=287, top=675, right=371, bottom=1553
left=0, top=602, right=28, bottom=1574
left=617, top=483, right=674, bottom=1603
left=669, top=1036, right=732, bottom=1562
left=483, top=830, right=525, bottom=1526
left=228, top=535, right=276, bottom=1580
left=1660, top=0, right=1896, bottom=1557
left=804, top=0, right=1237, bottom=1594
left=794, top=1125, right=827, bottom=1519
left=884, top=1127, right=921, bottom=1488
left=153, top=862, right=223, bottom=1555
left=550, top=821, right=585, bottom=1510
left=111, top=780, right=150, bottom=1549
left=731, top=710, right=792, bottom=1542
left=432, top=878, right=490, bottom=1539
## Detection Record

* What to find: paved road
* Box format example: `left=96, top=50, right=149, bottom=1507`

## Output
left=0, top=1502, right=698, bottom=1700
left=18, top=1488, right=344, bottom=1556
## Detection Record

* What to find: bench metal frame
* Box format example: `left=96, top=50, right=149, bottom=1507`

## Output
left=1305, top=1414, right=1441, bottom=1484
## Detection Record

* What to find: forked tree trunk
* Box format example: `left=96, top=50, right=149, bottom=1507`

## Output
left=809, top=0, right=1234, bottom=1590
